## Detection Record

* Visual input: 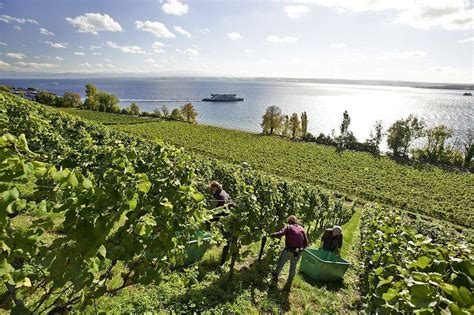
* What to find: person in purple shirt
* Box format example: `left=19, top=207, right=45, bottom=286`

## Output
left=270, top=215, right=308, bottom=288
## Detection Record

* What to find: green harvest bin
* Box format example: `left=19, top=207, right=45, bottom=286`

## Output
left=181, top=230, right=212, bottom=267
left=300, top=249, right=351, bottom=282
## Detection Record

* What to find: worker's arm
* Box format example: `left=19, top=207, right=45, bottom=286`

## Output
left=302, top=231, right=309, bottom=248
left=270, top=226, right=287, bottom=239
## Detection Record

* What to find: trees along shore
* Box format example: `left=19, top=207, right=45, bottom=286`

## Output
left=261, top=105, right=472, bottom=170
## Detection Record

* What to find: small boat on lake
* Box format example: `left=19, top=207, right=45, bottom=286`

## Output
left=202, top=94, right=244, bottom=102
left=463, top=92, right=472, bottom=96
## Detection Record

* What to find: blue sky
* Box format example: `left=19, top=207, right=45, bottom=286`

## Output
left=0, top=0, right=473, bottom=83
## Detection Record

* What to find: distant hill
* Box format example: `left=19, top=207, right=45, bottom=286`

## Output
left=248, top=77, right=474, bottom=91
left=1, top=71, right=472, bottom=90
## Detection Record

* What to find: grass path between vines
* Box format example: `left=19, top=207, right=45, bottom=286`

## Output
left=279, top=207, right=363, bottom=314
left=93, top=209, right=363, bottom=313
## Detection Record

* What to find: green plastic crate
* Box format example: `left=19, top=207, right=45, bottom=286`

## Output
left=181, top=230, right=212, bottom=267
left=300, top=248, right=351, bottom=282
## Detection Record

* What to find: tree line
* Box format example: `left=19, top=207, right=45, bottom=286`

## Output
left=28, top=84, right=198, bottom=124
left=261, top=105, right=472, bottom=170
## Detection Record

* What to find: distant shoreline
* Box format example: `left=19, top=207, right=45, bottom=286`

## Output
left=1, top=76, right=473, bottom=91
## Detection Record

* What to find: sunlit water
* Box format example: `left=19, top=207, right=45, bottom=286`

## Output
left=2, top=78, right=473, bottom=150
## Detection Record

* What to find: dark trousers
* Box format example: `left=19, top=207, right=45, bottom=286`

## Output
left=220, top=233, right=234, bottom=265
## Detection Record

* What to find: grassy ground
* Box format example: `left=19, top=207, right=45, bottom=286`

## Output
left=91, top=209, right=363, bottom=313
left=60, top=108, right=473, bottom=227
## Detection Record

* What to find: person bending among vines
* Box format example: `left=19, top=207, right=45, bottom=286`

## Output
left=320, top=225, right=343, bottom=256
left=208, top=180, right=237, bottom=266
left=270, top=215, right=308, bottom=289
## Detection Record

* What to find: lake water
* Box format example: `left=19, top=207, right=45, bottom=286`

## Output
left=2, top=78, right=473, bottom=148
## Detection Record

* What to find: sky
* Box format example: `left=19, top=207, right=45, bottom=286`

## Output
left=0, top=0, right=473, bottom=83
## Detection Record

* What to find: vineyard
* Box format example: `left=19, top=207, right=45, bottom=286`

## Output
left=63, top=108, right=473, bottom=227
left=360, top=206, right=473, bottom=313
left=59, top=108, right=160, bottom=125
left=1, top=92, right=472, bottom=313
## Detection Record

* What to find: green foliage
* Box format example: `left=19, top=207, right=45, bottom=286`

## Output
left=365, top=120, right=383, bottom=154
left=130, top=102, right=140, bottom=116
left=153, top=108, right=162, bottom=118
left=83, top=84, right=119, bottom=113
left=337, top=110, right=354, bottom=149
left=339, top=110, right=351, bottom=136
left=35, top=90, right=57, bottom=106
left=0, top=92, right=354, bottom=312
left=61, top=91, right=82, bottom=108
left=59, top=108, right=160, bottom=125
left=170, top=108, right=183, bottom=121
left=412, top=125, right=466, bottom=167
left=261, top=106, right=283, bottom=135
left=387, top=115, right=425, bottom=156
left=97, top=91, right=120, bottom=113
left=461, top=128, right=473, bottom=169
left=289, top=113, right=301, bottom=139
left=281, top=115, right=290, bottom=137
left=360, top=206, right=473, bottom=314
left=161, top=105, right=170, bottom=118
left=60, top=111, right=473, bottom=227
left=301, top=111, right=308, bottom=138
left=0, top=85, right=11, bottom=93
left=0, top=93, right=209, bottom=312
left=181, top=103, right=197, bottom=124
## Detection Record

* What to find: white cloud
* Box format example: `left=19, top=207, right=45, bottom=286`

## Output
left=395, top=1, right=473, bottom=31
left=177, top=47, right=199, bottom=57
left=104, top=58, right=111, bottom=62
left=43, top=41, right=68, bottom=49
left=107, top=41, right=146, bottom=54
left=80, top=62, right=92, bottom=67
left=0, top=14, right=38, bottom=25
left=295, top=0, right=473, bottom=31
left=13, top=25, right=22, bottom=31
left=15, top=62, right=57, bottom=71
left=0, top=42, right=6, bottom=46
left=174, top=26, right=191, bottom=38
left=6, top=52, right=25, bottom=60
left=0, top=60, right=10, bottom=69
left=284, top=5, right=309, bottom=18
left=152, top=41, right=166, bottom=53
left=227, top=32, right=242, bottom=40
left=200, top=28, right=210, bottom=34
left=381, top=50, right=427, bottom=60
left=266, top=35, right=298, bottom=43
left=56, top=56, right=64, bottom=61
left=458, top=37, right=474, bottom=43
left=135, top=20, right=175, bottom=38
left=162, top=0, right=189, bottom=15
left=66, top=13, right=123, bottom=34
left=330, top=42, right=346, bottom=48
left=145, top=58, right=156, bottom=63
left=40, top=27, right=54, bottom=36
left=90, top=45, right=101, bottom=50
left=398, top=50, right=427, bottom=58
left=92, top=52, right=102, bottom=55
left=74, top=52, right=85, bottom=56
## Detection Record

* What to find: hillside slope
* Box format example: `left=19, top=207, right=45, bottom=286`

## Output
left=61, top=108, right=474, bottom=227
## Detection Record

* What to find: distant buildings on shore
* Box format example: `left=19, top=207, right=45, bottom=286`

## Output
left=10, top=87, right=41, bottom=100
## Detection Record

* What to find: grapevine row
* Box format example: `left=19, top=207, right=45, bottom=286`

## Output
left=0, top=92, right=351, bottom=311
left=359, top=206, right=473, bottom=313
